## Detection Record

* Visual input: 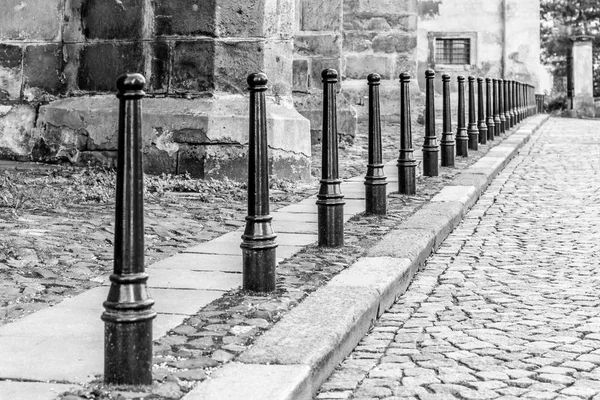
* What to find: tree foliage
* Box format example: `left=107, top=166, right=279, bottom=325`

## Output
left=541, top=0, right=600, bottom=95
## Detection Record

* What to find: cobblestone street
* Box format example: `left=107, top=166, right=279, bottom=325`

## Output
left=317, top=117, right=600, bottom=400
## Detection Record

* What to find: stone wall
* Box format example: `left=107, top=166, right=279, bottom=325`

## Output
left=0, top=0, right=311, bottom=181
left=417, top=0, right=541, bottom=92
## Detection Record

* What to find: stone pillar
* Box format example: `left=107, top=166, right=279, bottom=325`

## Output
left=342, top=0, right=419, bottom=121
left=571, top=36, right=595, bottom=118
left=293, top=0, right=357, bottom=142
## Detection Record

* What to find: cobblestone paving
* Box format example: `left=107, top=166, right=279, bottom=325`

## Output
left=316, top=117, right=600, bottom=400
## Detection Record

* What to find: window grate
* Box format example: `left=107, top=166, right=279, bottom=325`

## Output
left=435, top=38, right=471, bottom=65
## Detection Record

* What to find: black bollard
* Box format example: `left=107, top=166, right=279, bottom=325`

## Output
left=102, top=73, right=156, bottom=386
left=456, top=76, right=468, bottom=157
left=441, top=74, right=454, bottom=167
left=503, top=79, right=510, bottom=131
left=477, top=77, right=487, bottom=145
left=498, top=79, right=506, bottom=134
left=467, top=76, right=478, bottom=151
left=317, top=69, right=345, bottom=247
left=423, top=69, right=439, bottom=177
left=514, top=81, right=520, bottom=124
left=508, top=80, right=516, bottom=127
left=365, top=73, right=387, bottom=215
left=493, top=79, right=502, bottom=136
left=398, top=72, right=417, bottom=195
left=485, top=78, right=495, bottom=141
left=241, top=73, right=278, bottom=292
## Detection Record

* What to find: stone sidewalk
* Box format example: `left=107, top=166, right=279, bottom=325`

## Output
left=0, top=113, right=547, bottom=399
left=317, top=117, right=600, bottom=400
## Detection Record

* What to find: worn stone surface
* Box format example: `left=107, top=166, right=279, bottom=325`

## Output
left=317, top=117, right=600, bottom=400
left=0, top=0, right=62, bottom=41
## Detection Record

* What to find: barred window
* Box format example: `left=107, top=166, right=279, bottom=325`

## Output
left=435, top=38, right=471, bottom=65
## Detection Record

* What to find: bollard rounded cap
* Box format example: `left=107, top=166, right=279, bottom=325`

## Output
left=247, top=72, right=268, bottom=90
left=468, top=75, right=475, bottom=81
left=457, top=75, right=465, bottom=82
left=486, top=77, right=491, bottom=83
left=116, top=73, right=145, bottom=95
left=367, top=73, right=381, bottom=84
left=425, top=69, right=435, bottom=78
left=321, top=68, right=338, bottom=82
left=442, top=73, right=450, bottom=81
left=399, top=72, right=411, bottom=82
left=477, top=77, right=483, bottom=82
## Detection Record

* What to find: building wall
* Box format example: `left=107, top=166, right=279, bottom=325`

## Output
left=417, top=0, right=540, bottom=92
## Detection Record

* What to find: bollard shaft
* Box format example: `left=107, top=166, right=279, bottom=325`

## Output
left=423, top=69, right=439, bottom=176
left=398, top=72, right=416, bottom=194
left=485, top=78, right=495, bottom=141
left=317, top=69, right=345, bottom=247
left=456, top=76, right=468, bottom=157
left=467, top=76, right=478, bottom=151
left=365, top=73, right=387, bottom=215
left=102, top=73, right=156, bottom=386
left=241, top=73, right=278, bottom=292
left=477, top=77, right=487, bottom=144
left=440, top=74, right=455, bottom=167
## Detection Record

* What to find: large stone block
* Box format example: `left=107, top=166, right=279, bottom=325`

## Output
left=23, top=44, right=64, bottom=95
left=149, top=41, right=170, bottom=93
left=357, top=0, right=417, bottom=14
left=154, top=0, right=216, bottom=37
left=295, top=34, right=342, bottom=58
left=293, top=58, right=310, bottom=93
left=82, top=0, right=145, bottom=39
left=78, top=42, right=145, bottom=91
left=213, top=40, right=264, bottom=93
left=372, top=32, right=417, bottom=53
left=342, top=31, right=377, bottom=52
left=344, top=53, right=396, bottom=79
left=299, top=0, right=343, bottom=31
left=171, top=40, right=215, bottom=92
left=0, top=105, right=37, bottom=157
left=0, top=44, right=23, bottom=101
left=0, top=0, right=62, bottom=41
left=263, top=40, right=294, bottom=97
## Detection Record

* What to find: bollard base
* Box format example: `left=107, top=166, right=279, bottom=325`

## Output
left=365, top=179, right=387, bottom=215
left=103, top=317, right=155, bottom=385
left=398, top=163, right=416, bottom=195
left=441, top=143, right=455, bottom=167
left=242, top=245, right=277, bottom=292
left=317, top=202, right=345, bottom=247
left=456, top=139, right=468, bottom=158
left=422, top=148, right=439, bottom=177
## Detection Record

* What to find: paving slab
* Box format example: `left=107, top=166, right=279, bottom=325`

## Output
left=150, top=253, right=242, bottom=273
left=0, top=381, right=79, bottom=400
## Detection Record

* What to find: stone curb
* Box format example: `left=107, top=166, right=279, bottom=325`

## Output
left=183, top=115, right=550, bottom=400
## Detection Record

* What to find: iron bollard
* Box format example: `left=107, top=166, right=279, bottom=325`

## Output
left=503, top=79, right=510, bottom=131
left=467, top=76, right=478, bottom=151
left=493, top=79, right=502, bottom=136
left=477, top=77, right=487, bottom=144
left=317, top=69, right=345, bottom=247
left=507, top=80, right=514, bottom=128
left=365, top=73, right=387, bottom=215
left=485, top=77, right=495, bottom=141
left=498, top=79, right=506, bottom=134
left=102, top=73, right=156, bottom=385
left=441, top=74, right=454, bottom=167
left=398, top=72, right=416, bottom=195
left=423, top=69, right=439, bottom=177
left=456, top=76, right=468, bottom=157
left=241, top=73, right=278, bottom=292
left=514, top=81, right=520, bottom=124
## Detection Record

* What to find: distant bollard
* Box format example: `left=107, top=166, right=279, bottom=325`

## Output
left=317, top=69, right=345, bottom=247
left=441, top=74, right=455, bottom=167
left=477, top=77, right=487, bottom=144
left=506, top=80, right=515, bottom=129
left=241, top=73, right=278, bottom=292
left=493, top=79, right=502, bottom=136
left=485, top=78, right=495, bottom=141
left=456, top=76, right=468, bottom=157
left=423, top=69, right=439, bottom=177
left=503, top=79, right=510, bottom=131
left=536, top=93, right=545, bottom=114
left=365, top=73, right=387, bottom=215
left=102, top=73, right=156, bottom=385
left=513, top=81, right=520, bottom=124
left=467, top=76, right=478, bottom=151
left=498, top=79, right=506, bottom=134
left=398, top=72, right=417, bottom=195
